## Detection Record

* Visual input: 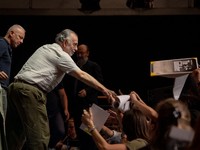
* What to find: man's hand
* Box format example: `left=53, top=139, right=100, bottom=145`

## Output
left=102, top=89, right=117, bottom=104
left=78, top=89, right=87, bottom=97
left=0, top=71, right=8, bottom=81
left=64, top=109, right=70, bottom=122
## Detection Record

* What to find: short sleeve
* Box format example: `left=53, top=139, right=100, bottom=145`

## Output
left=57, top=53, right=80, bottom=74
left=124, top=139, right=148, bottom=150
left=109, top=130, right=122, bottom=143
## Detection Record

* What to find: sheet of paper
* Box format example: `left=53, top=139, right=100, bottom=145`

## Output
left=173, top=74, right=189, bottom=100
left=112, top=95, right=130, bottom=112
left=80, top=103, right=110, bottom=136
left=169, top=126, right=194, bottom=142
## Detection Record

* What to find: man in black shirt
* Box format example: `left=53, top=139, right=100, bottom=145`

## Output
left=73, top=44, right=104, bottom=150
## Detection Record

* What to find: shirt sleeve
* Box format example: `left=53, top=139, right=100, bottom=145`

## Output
left=109, top=130, right=122, bottom=143
left=57, top=80, right=64, bottom=90
left=57, top=53, right=80, bottom=74
left=124, top=139, right=148, bottom=150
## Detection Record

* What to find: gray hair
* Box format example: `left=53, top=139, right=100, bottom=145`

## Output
left=7, top=24, right=26, bottom=34
left=55, top=29, right=77, bottom=43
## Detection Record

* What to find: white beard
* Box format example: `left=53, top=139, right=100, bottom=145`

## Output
left=66, top=45, right=74, bottom=56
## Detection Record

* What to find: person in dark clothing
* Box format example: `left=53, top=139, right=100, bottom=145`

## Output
left=0, top=24, right=25, bottom=150
left=72, top=44, right=104, bottom=150
left=0, top=24, right=25, bottom=117
left=55, top=118, right=81, bottom=150
left=46, top=80, right=70, bottom=149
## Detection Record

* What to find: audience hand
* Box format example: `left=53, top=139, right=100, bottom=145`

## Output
left=130, top=91, right=141, bottom=103
left=107, top=109, right=118, bottom=118
left=105, top=109, right=118, bottom=126
left=118, top=89, right=123, bottom=95
left=81, top=107, right=94, bottom=127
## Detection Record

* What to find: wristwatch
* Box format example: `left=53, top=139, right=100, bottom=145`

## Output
left=88, top=126, right=96, bottom=133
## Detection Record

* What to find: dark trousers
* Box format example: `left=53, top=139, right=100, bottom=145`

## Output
left=48, top=111, right=65, bottom=148
left=6, top=82, right=50, bottom=150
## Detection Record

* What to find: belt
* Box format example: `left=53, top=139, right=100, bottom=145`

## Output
left=14, top=79, right=47, bottom=95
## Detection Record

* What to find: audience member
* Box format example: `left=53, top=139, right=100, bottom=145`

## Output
left=102, top=92, right=156, bottom=145
left=81, top=107, right=150, bottom=150
left=46, top=80, right=70, bottom=149
left=0, top=24, right=25, bottom=150
left=56, top=118, right=81, bottom=150
left=179, top=68, right=200, bottom=98
left=178, top=68, right=200, bottom=128
left=178, top=94, right=200, bottom=128
left=187, top=114, right=200, bottom=150
left=101, top=109, right=122, bottom=144
left=105, top=108, right=123, bottom=129
left=71, top=44, right=104, bottom=150
left=141, top=98, right=193, bottom=150
left=6, top=29, right=116, bottom=150
left=127, top=91, right=196, bottom=150
left=184, top=68, right=200, bottom=150
left=129, top=91, right=158, bottom=138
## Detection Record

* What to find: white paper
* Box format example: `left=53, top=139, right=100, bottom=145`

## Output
left=169, top=126, right=194, bottom=142
left=173, top=74, right=189, bottom=100
left=80, top=103, right=110, bottom=136
left=112, top=95, right=130, bottom=112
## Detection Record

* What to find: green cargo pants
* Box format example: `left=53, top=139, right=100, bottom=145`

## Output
left=6, top=81, right=50, bottom=150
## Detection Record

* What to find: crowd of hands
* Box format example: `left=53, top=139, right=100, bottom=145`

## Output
left=82, top=91, right=141, bottom=124
left=81, top=67, right=200, bottom=143
left=81, top=90, right=151, bottom=141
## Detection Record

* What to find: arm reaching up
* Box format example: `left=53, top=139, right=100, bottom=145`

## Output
left=130, top=91, right=158, bottom=123
left=81, top=108, right=128, bottom=150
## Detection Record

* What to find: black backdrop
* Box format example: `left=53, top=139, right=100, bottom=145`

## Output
left=1, top=15, right=200, bottom=101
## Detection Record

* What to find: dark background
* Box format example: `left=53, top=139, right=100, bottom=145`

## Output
left=1, top=15, right=200, bottom=101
